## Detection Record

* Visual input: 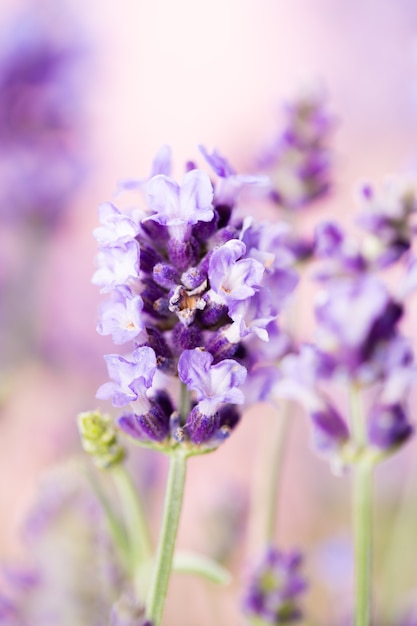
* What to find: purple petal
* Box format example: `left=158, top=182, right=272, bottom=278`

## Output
left=179, top=169, right=214, bottom=223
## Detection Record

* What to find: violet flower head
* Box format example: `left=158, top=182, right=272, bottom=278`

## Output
left=0, top=7, right=88, bottom=227
left=93, top=147, right=296, bottom=453
left=257, top=85, right=334, bottom=211
left=314, top=275, right=403, bottom=382
left=242, top=546, right=307, bottom=624
left=357, top=178, right=417, bottom=268
left=313, top=220, right=367, bottom=279
left=275, top=345, right=350, bottom=468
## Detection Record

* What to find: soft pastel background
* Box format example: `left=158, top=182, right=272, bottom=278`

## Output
left=1, top=1, right=417, bottom=624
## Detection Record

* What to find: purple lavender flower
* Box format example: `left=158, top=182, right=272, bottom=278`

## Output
left=93, top=202, right=141, bottom=248
left=118, top=389, right=172, bottom=442
left=256, top=85, right=334, bottom=211
left=283, top=200, right=416, bottom=468
left=0, top=8, right=87, bottom=226
left=242, top=546, right=307, bottom=624
left=144, top=169, right=214, bottom=241
left=93, top=241, right=140, bottom=292
left=357, top=179, right=417, bottom=268
left=314, top=275, right=403, bottom=381
left=208, top=239, right=265, bottom=311
left=178, top=348, right=246, bottom=443
left=117, top=144, right=172, bottom=194
left=94, top=148, right=297, bottom=451
left=96, top=346, right=157, bottom=409
left=97, top=289, right=145, bottom=345
left=199, top=144, right=268, bottom=207
left=275, top=345, right=350, bottom=463
left=1, top=462, right=126, bottom=625
left=178, top=348, right=246, bottom=408
left=368, top=403, right=413, bottom=452
left=313, top=221, right=367, bottom=279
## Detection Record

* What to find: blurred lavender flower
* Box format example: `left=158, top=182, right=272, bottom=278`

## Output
left=0, top=6, right=87, bottom=228
left=256, top=85, right=334, bottom=211
left=0, top=462, right=128, bottom=626
left=314, top=274, right=403, bottom=382
left=357, top=179, right=417, bottom=268
left=93, top=147, right=299, bottom=451
left=0, top=4, right=90, bottom=371
left=275, top=187, right=417, bottom=468
left=242, top=547, right=307, bottom=624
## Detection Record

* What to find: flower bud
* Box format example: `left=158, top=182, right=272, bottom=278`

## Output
left=77, top=411, right=125, bottom=469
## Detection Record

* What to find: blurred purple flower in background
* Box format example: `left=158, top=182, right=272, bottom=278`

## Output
left=242, top=546, right=307, bottom=624
left=0, top=5, right=88, bottom=228
left=0, top=462, right=127, bottom=626
left=0, top=3, right=90, bottom=371
left=256, top=85, right=334, bottom=212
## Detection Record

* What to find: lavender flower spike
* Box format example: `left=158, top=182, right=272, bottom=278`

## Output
left=242, top=546, right=307, bottom=624
left=144, top=169, right=214, bottom=241
left=96, top=346, right=157, bottom=409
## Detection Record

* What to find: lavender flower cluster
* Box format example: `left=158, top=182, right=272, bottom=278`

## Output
left=276, top=178, right=417, bottom=469
left=0, top=7, right=87, bottom=227
left=93, top=146, right=298, bottom=451
left=257, top=85, right=334, bottom=211
left=3, top=81, right=417, bottom=625
left=242, top=547, right=307, bottom=624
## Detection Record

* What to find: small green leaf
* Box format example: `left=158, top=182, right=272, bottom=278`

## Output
left=172, top=550, right=232, bottom=585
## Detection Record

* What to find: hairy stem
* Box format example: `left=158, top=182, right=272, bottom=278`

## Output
left=248, top=402, right=290, bottom=552
left=353, top=460, right=373, bottom=626
left=111, top=464, right=153, bottom=595
left=146, top=451, right=187, bottom=626
left=350, top=385, right=373, bottom=626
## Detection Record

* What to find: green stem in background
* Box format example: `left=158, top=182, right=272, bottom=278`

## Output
left=353, top=460, right=373, bottom=626
left=146, top=451, right=188, bottom=626
left=379, top=452, right=417, bottom=621
left=84, top=465, right=131, bottom=572
left=248, top=401, right=291, bottom=553
left=349, top=385, right=373, bottom=626
left=264, top=400, right=291, bottom=544
left=111, top=464, right=153, bottom=595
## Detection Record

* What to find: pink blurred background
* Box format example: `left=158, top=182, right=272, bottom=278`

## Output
left=1, top=0, right=417, bottom=623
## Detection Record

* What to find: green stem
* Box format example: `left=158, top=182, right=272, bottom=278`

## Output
left=264, top=400, right=290, bottom=543
left=350, top=385, right=373, bottom=626
left=146, top=451, right=187, bottom=626
left=111, top=464, right=153, bottom=595
left=248, top=402, right=290, bottom=553
left=353, top=461, right=373, bottom=626
left=84, top=465, right=131, bottom=572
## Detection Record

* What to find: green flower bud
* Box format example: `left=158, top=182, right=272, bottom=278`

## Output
left=77, top=410, right=125, bottom=469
